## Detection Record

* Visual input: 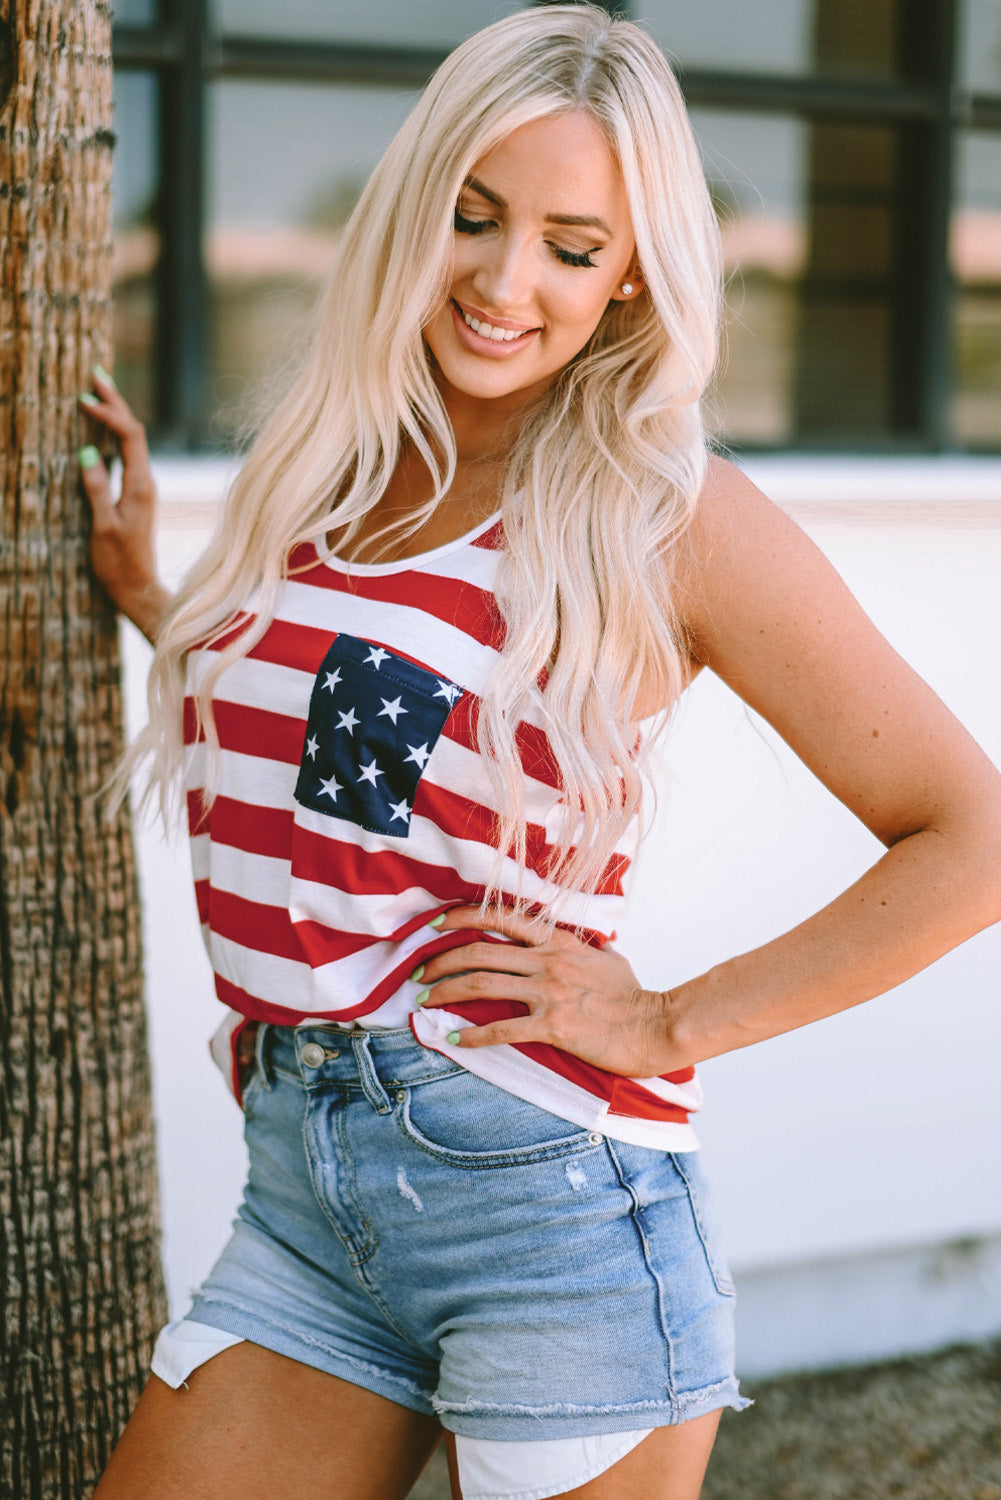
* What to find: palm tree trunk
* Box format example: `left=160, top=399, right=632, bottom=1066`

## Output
left=0, top=3, right=167, bottom=1494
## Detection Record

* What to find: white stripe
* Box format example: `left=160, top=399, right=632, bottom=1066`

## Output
left=213, top=750, right=299, bottom=810
left=282, top=581, right=499, bottom=696
left=630, top=1070, right=704, bottom=1113
left=192, top=783, right=630, bottom=941
left=402, top=539, right=501, bottom=588
left=188, top=648, right=313, bottom=719
left=189, top=830, right=211, bottom=883
left=208, top=925, right=434, bottom=1014
left=209, top=931, right=315, bottom=1009
left=200, top=841, right=291, bottom=908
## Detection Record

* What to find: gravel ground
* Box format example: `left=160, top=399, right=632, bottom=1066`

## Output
left=406, top=1337, right=1001, bottom=1499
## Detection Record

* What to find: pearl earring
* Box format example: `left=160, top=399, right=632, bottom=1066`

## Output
left=620, top=281, right=634, bottom=296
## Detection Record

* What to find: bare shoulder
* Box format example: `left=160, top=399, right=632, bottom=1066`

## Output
left=670, top=454, right=1001, bottom=847
left=673, top=453, right=825, bottom=664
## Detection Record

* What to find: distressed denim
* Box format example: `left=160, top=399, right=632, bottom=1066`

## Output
left=184, top=1022, right=749, bottom=1442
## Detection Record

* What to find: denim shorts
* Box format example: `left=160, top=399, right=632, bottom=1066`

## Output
left=181, top=1022, right=748, bottom=1445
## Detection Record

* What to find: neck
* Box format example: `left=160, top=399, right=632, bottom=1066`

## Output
left=436, top=381, right=544, bottom=465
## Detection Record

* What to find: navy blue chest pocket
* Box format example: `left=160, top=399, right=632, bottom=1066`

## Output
left=293, top=634, right=465, bottom=838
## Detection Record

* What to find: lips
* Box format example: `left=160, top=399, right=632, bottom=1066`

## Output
left=450, top=298, right=540, bottom=354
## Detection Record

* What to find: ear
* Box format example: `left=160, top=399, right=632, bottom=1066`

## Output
left=608, top=267, right=645, bottom=303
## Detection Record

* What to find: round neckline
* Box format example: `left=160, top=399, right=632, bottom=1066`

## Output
left=319, top=509, right=502, bottom=576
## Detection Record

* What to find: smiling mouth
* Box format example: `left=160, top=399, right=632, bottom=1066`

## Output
left=452, top=299, right=538, bottom=345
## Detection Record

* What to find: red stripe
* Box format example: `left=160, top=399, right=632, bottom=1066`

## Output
left=282, top=547, right=506, bottom=651
left=191, top=793, right=293, bottom=861
left=607, top=1073, right=692, bottom=1124
left=213, top=974, right=406, bottom=1028
left=292, top=824, right=482, bottom=901
left=190, top=612, right=255, bottom=654
left=193, top=613, right=334, bottom=675
left=472, top=520, right=504, bottom=551
left=187, top=788, right=210, bottom=837
left=186, top=760, right=623, bottom=898
left=288, top=541, right=321, bottom=573
left=444, top=696, right=562, bottom=791
left=413, top=782, right=625, bottom=896
left=245, top=617, right=333, bottom=674
left=207, top=887, right=370, bottom=965
left=196, top=784, right=621, bottom=910
left=193, top=791, right=488, bottom=902
left=194, top=877, right=210, bottom=925
left=184, top=697, right=306, bottom=762
left=213, top=975, right=314, bottom=1026
left=428, top=997, right=690, bottom=1124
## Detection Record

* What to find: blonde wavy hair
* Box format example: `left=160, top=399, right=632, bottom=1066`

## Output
left=133, top=2, right=722, bottom=922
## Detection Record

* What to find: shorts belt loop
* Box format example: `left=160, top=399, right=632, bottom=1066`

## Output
left=254, top=1021, right=275, bottom=1090
left=352, top=1032, right=392, bottom=1114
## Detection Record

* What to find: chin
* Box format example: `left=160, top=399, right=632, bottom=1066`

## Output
left=439, top=344, right=568, bottom=404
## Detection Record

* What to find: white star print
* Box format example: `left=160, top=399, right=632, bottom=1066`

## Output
left=357, top=758, right=384, bottom=787
left=403, top=742, right=431, bottom=770
left=377, top=695, right=408, bottom=725
left=322, top=667, right=342, bottom=694
left=305, top=734, right=319, bottom=759
left=388, top=798, right=410, bottom=824
left=335, top=706, right=360, bottom=735
left=434, top=680, right=460, bottom=705
left=364, top=646, right=389, bottom=670
left=318, top=773, right=342, bottom=802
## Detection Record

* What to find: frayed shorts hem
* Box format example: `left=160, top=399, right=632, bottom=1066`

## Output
left=186, top=1294, right=437, bottom=1417
left=181, top=1294, right=749, bottom=1441
left=433, top=1374, right=751, bottom=1439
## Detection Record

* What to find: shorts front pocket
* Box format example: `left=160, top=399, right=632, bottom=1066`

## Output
left=397, top=1068, right=600, bottom=1169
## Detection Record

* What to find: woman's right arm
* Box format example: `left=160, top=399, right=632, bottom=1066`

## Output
left=77, top=368, right=173, bottom=646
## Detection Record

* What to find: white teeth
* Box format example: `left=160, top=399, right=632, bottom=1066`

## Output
left=461, top=308, right=526, bottom=342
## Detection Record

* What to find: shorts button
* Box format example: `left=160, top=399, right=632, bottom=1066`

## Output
left=395, top=1090, right=406, bottom=1103
left=300, top=1042, right=326, bottom=1068
left=588, top=1132, right=603, bottom=1145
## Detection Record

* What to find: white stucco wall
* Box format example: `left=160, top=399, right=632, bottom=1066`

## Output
left=126, top=456, right=1001, bottom=1376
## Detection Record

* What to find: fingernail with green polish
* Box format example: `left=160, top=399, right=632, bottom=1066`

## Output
left=416, top=989, right=431, bottom=1006
left=78, top=445, right=101, bottom=469
left=92, top=363, right=116, bottom=388
left=410, top=963, right=425, bottom=982
left=78, top=392, right=100, bottom=407
left=446, top=1032, right=461, bottom=1046
left=429, top=914, right=446, bottom=929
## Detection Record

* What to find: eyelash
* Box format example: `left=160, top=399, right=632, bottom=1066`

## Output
left=452, top=208, right=599, bottom=268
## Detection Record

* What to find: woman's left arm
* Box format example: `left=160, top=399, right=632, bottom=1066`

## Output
left=419, top=459, right=1001, bottom=1075
left=645, top=457, right=1001, bottom=1068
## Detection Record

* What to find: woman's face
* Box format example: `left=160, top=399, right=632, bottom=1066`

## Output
left=423, top=109, right=642, bottom=414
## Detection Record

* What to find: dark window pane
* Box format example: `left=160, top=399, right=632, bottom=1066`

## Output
left=112, top=69, right=159, bottom=428
left=958, top=0, right=1001, bottom=95
left=207, top=81, right=415, bottom=445
left=638, top=0, right=902, bottom=80
left=211, top=0, right=525, bottom=47
left=113, top=0, right=159, bottom=23
left=692, top=110, right=900, bottom=446
left=952, top=131, right=1001, bottom=449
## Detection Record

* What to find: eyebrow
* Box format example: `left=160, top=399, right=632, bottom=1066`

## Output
left=463, top=176, right=613, bottom=238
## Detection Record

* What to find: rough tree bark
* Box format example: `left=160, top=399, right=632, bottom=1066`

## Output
left=0, top=2, right=167, bottom=1495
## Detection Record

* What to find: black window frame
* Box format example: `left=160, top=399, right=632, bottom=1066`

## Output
left=111, top=0, right=1001, bottom=455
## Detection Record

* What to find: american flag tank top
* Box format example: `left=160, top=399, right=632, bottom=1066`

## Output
left=184, top=512, right=702, bottom=1150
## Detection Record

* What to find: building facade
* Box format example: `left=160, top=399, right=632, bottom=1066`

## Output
left=111, top=0, right=1001, bottom=454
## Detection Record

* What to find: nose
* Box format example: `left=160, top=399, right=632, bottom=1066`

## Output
left=470, top=229, right=534, bottom=317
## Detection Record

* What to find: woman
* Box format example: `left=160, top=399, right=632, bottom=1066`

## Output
left=80, top=8, right=1001, bottom=1499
